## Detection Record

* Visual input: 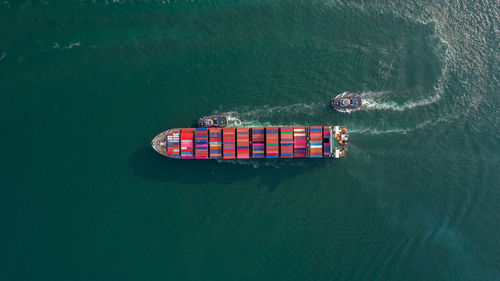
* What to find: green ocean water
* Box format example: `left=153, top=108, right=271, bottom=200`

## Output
left=1, top=0, right=499, bottom=280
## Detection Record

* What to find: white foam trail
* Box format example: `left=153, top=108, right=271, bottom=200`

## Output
left=333, top=89, right=442, bottom=112
left=236, top=103, right=320, bottom=117
left=336, top=84, right=445, bottom=112
left=359, top=90, right=388, bottom=98
left=226, top=114, right=285, bottom=127
left=350, top=115, right=453, bottom=135
left=225, top=113, right=273, bottom=127
left=0, top=52, right=5, bottom=62
left=216, top=102, right=322, bottom=127
left=361, top=91, right=441, bottom=112
left=345, top=22, right=451, bottom=113
left=349, top=127, right=413, bottom=135
left=50, top=42, right=81, bottom=50
left=66, top=42, right=81, bottom=49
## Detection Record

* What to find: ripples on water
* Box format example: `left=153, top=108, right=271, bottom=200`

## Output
left=2, top=0, right=498, bottom=280
left=211, top=11, right=455, bottom=138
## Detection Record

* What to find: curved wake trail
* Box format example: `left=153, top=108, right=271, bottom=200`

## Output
left=216, top=85, right=451, bottom=137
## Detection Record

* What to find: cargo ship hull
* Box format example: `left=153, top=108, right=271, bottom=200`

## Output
left=151, top=126, right=349, bottom=159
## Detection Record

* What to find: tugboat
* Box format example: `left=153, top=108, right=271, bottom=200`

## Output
left=331, top=93, right=362, bottom=112
left=197, top=115, right=228, bottom=128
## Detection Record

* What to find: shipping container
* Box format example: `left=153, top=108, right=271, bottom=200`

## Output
left=323, top=126, right=331, bottom=157
left=293, top=127, right=306, bottom=157
left=180, top=128, right=194, bottom=159
left=308, top=126, right=323, bottom=158
left=236, top=127, right=250, bottom=159
left=194, top=128, right=209, bottom=159
left=251, top=127, right=265, bottom=158
left=209, top=128, right=222, bottom=159
left=280, top=127, right=294, bottom=158
left=223, top=127, right=236, bottom=159
left=266, top=127, right=279, bottom=158
left=166, top=129, right=180, bottom=157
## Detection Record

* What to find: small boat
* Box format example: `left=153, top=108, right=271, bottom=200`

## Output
left=197, top=115, right=228, bottom=128
left=331, top=93, right=362, bottom=112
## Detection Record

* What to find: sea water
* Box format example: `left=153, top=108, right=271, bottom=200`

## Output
left=0, top=0, right=498, bottom=280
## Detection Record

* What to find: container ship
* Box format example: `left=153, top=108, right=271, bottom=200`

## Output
left=151, top=126, right=349, bottom=159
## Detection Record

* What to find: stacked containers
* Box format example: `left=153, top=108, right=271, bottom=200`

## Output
left=293, top=127, right=306, bottom=157
left=308, top=126, right=323, bottom=157
left=167, top=130, right=180, bottom=157
left=252, top=127, right=265, bottom=158
left=280, top=127, right=294, bottom=158
left=209, top=128, right=222, bottom=159
left=223, top=127, right=236, bottom=159
left=236, top=127, right=250, bottom=159
left=323, top=126, right=331, bottom=157
left=180, top=128, right=194, bottom=159
left=194, top=128, right=209, bottom=159
left=266, top=127, right=279, bottom=158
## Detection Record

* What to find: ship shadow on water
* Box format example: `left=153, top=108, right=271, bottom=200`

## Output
left=128, top=146, right=331, bottom=191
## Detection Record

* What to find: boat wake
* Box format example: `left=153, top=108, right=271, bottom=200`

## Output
left=349, top=114, right=454, bottom=135
left=355, top=88, right=442, bottom=112
left=361, top=93, right=441, bottom=111
left=225, top=115, right=275, bottom=127
left=216, top=102, right=323, bottom=127
left=352, top=27, right=449, bottom=113
left=50, top=41, right=81, bottom=50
